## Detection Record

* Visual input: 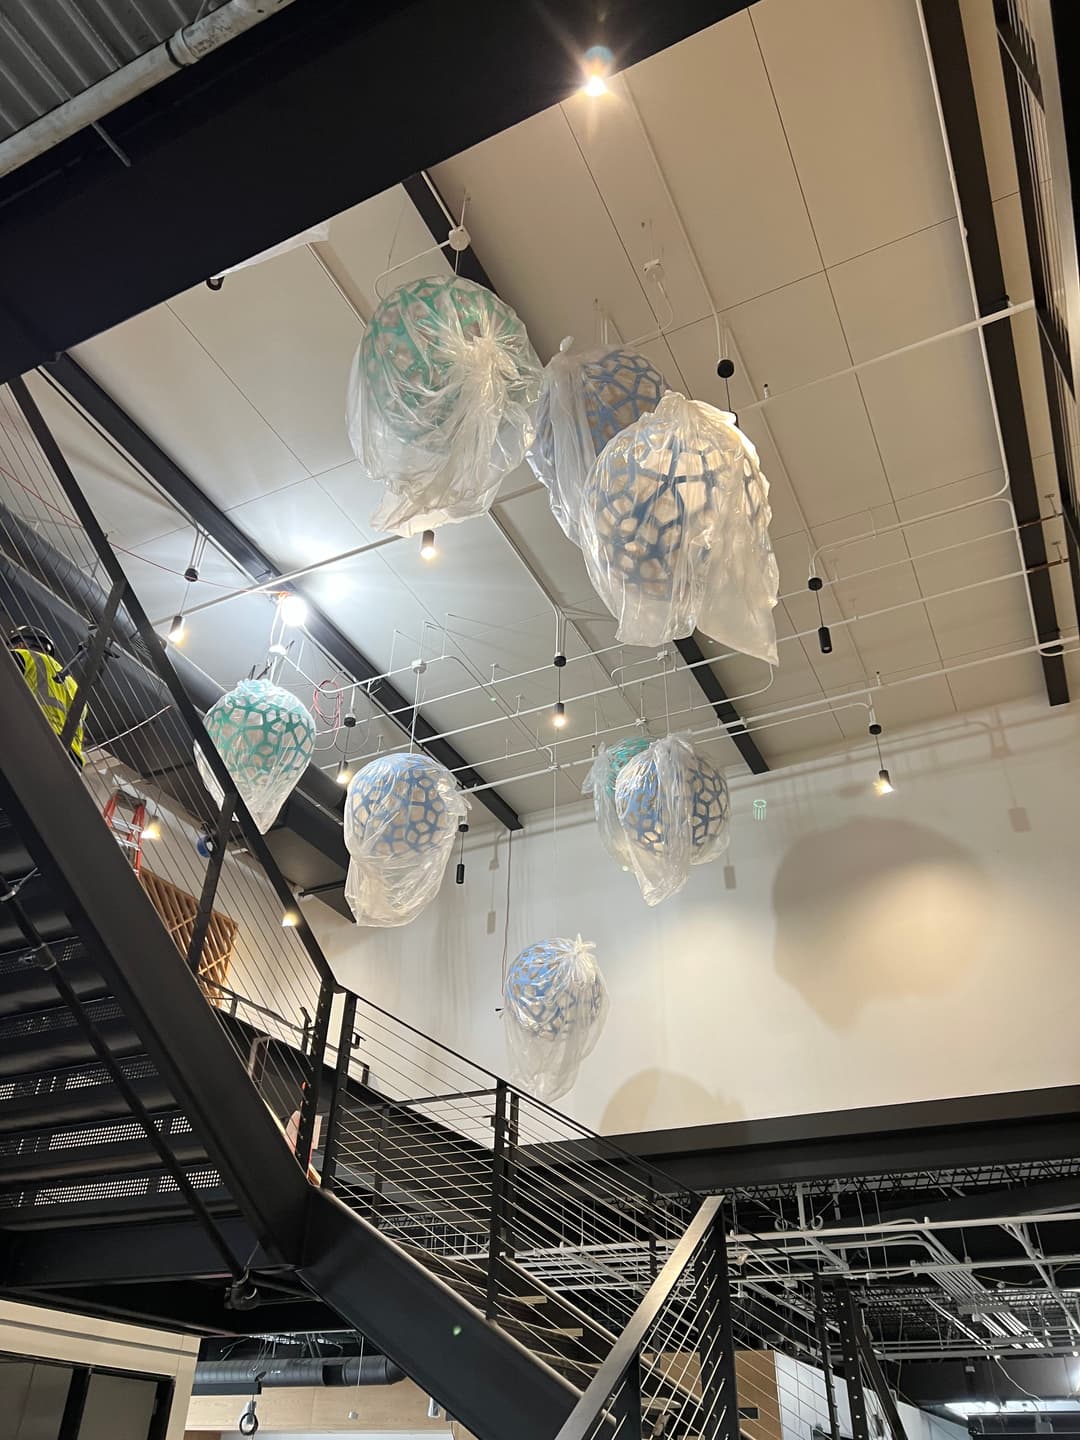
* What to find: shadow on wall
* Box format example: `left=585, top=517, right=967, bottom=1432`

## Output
left=772, top=817, right=990, bottom=1029
left=599, top=1068, right=745, bottom=1134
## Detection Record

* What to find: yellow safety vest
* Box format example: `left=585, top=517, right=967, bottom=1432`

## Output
left=14, top=648, right=85, bottom=765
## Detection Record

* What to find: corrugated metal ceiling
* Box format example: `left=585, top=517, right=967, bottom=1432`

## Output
left=0, top=0, right=216, bottom=144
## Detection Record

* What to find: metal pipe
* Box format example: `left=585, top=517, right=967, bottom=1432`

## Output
left=193, top=1354, right=406, bottom=1393
left=0, top=0, right=299, bottom=181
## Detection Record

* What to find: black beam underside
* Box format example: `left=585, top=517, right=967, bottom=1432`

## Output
left=0, top=0, right=754, bottom=383
left=920, top=0, right=1068, bottom=706
left=402, top=175, right=769, bottom=776
left=609, top=1084, right=1080, bottom=1189
left=42, top=355, right=522, bottom=833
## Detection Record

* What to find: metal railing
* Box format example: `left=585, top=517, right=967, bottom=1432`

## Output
left=0, top=374, right=336, bottom=1171
left=550, top=1195, right=741, bottom=1440
left=0, top=371, right=739, bottom=1403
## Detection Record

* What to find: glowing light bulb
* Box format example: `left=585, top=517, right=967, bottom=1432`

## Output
left=581, top=43, right=614, bottom=97
left=281, top=908, right=300, bottom=928
left=335, top=764, right=352, bottom=786
left=167, top=614, right=186, bottom=644
left=142, top=818, right=161, bottom=841
left=874, top=768, right=894, bottom=796
left=553, top=700, right=567, bottom=729
left=279, top=594, right=308, bottom=627
left=420, top=528, right=438, bottom=561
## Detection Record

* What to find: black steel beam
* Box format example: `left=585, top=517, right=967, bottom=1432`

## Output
left=402, top=174, right=769, bottom=775
left=2, top=1217, right=265, bottom=1290
left=301, top=1187, right=581, bottom=1440
left=12, top=1282, right=346, bottom=1339
left=43, top=355, right=523, bottom=832
left=920, top=0, right=1069, bottom=706
left=674, top=635, right=770, bottom=773
left=609, top=1085, right=1080, bottom=1189
left=0, top=0, right=753, bottom=382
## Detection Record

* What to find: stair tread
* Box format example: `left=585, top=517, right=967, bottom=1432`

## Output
left=0, top=1071, right=175, bottom=1134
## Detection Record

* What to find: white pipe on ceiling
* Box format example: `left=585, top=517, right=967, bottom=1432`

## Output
left=0, top=0, right=299, bottom=180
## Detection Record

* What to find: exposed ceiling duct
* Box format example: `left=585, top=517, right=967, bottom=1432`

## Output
left=0, top=0, right=300, bottom=182
left=193, top=1354, right=406, bottom=1394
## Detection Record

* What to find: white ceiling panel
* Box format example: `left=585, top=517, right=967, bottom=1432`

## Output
left=827, top=219, right=974, bottom=363
left=225, top=475, right=373, bottom=573
left=559, top=81, right=712, bottom=335
left=431, top=107, right=659, bottom=363
left=761, top=374, right=892, bottom=527
left=622, top=11, right=821, bottom=309
left=167, top=245, right=363, bottom=478
left=750, top=0, right=955, bottom=266
left=318, top=186, right=453, bottom=323
left=944, top=644, right=1048, bottom=712
left=73, top=307, right=305, bottom=509
left=855, top=332, right=1003, bottom=499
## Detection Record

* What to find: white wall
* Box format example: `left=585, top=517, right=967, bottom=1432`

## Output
left=309, top=696, right=1080, bottom=1135
left=773, top=1352, right=965, bottom=1440
left=0, top=1299, right=198, bottom=1440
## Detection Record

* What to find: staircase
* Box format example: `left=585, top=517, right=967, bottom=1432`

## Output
left=0, top=375, right=743, bottom=1440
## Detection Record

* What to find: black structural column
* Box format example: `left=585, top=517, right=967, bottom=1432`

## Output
left=920, top=0, right=1069, bottom=707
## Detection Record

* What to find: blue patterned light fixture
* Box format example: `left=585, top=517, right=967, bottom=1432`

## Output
left=528, top=344, right=667, bottom=544
left=580, top=390, right=780, bottom=662
left=343, top=751, right=467, bottom=926
left=194, top=678, right=316, bottom=834
left=612, top=734, right=731, bottom=906
left=346, top=275, right=542, bottom=536
left=503, top=936, right=607, bottom=1101
left=603, top=733, right=651, bottom=797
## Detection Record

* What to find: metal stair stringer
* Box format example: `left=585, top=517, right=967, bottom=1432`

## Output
left=300, top=1185, right=582, bottom=1440
left=0, top=650, right=311, bottom=1265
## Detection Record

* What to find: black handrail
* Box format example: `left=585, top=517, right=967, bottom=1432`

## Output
left=552, top=1194, right=724, bottom=1440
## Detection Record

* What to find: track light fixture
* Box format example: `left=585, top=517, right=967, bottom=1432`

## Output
left=420, top=529, right=438, bottom=561
left=869, top=720, right=894, bottom=796
left=553, top=700, right=567, bottom=728
left=455, top=822, right=469, bottom=885
left=167, top=613, right=186, bottom=644
left=807, top=575, right=832, bottom=653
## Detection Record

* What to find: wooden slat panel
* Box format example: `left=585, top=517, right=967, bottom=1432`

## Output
left=138, top=868, right=236, bottom=1008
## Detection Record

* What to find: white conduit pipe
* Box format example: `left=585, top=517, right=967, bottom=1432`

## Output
left=0, top=0, right=299, bottom=180
left=321, top=556, right=1072, bottom=749
left=335, top=635, right=1078, bottom=789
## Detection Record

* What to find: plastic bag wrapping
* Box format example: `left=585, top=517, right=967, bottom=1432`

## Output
left=580, top=391, right=780, bottom=663
left=194, top=678, right=316, bottom=835
left=582, top=736, right=651, bottom=872
left=346, top=275, right=543, bottom=537
left=613, top=734, right=731, bottom=906
left=527, top=343, right=667, bottom=545
left=503, top=936, right=608, bottom=1101
left=343, top=751, right=468, bottom=926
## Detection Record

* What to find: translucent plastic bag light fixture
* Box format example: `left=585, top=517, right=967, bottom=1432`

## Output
left=581, top=391, right=780, bottom=663
left=194, top=678, right=316, bottom=834
left=582, top=735, right=651, bottom=873
left=343, top=750, right=467, bottom=927
left=613, top=734, right=731, bottom=906
left=528, top=342, right=667, bottom=546
left=346, top=275, right=543, bottom=537
left=503, top=935, right=607, bottom=1101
